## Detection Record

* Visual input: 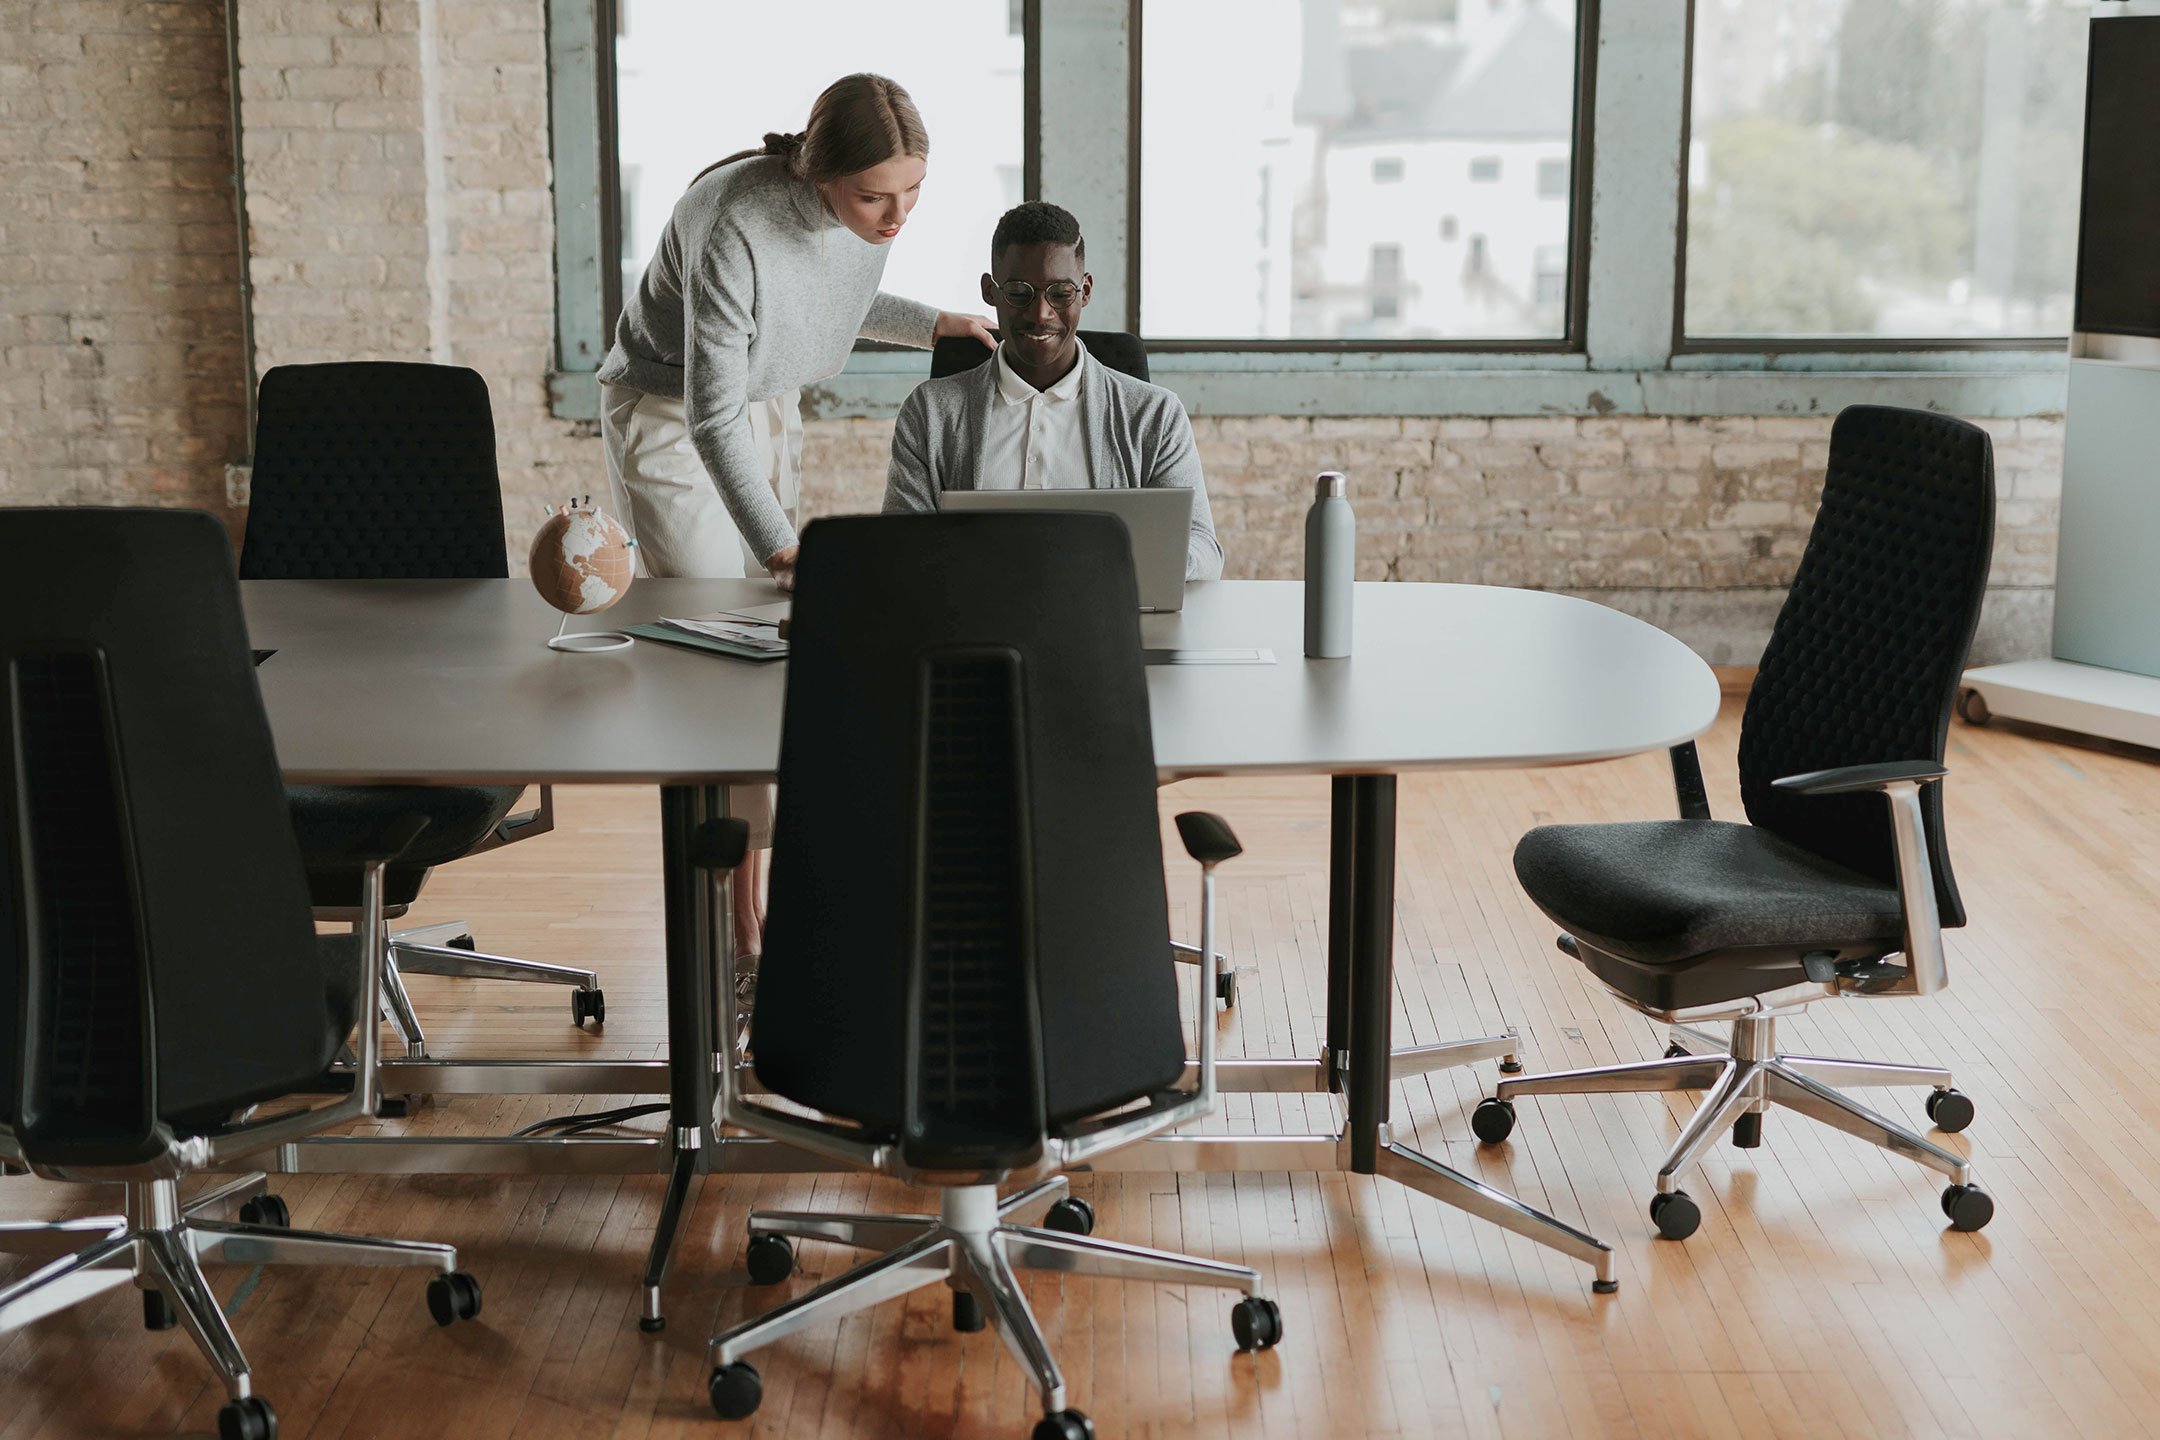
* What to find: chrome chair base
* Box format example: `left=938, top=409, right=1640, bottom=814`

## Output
left=1488, top=1015, right=1983, bottom=1234
left=0, top=1175, right=458, bottom=1405
left=374, top=920, right=603, bottom=1060
left=714, top=1178, right=1266, bottom=1419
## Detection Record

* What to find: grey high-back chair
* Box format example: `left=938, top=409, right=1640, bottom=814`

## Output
left=698, top=512, right=1283, bottom=1440
left=1469, top=405, right=1997, bottom=1242
left=0, top=509, right=481, bottom=1440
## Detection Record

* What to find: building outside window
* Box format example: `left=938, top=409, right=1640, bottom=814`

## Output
left=1140, top=0, right=1581, bottom=341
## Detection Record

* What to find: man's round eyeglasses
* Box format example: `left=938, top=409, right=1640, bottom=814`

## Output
left=993, top=280, right=1083, bottom=308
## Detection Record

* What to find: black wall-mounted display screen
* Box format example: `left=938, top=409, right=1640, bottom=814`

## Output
left=2075, top=15, right=2160, bottom=338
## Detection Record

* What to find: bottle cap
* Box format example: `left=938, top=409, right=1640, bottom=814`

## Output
left=1315, top=471, right=1346, bottom=499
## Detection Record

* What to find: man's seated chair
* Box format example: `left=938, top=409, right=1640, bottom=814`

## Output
left=1471, top=405, right=1997, bottom=1241
left=929, top=326, right=1243, bottom=1009
left=242, top=361, right=605, bottom=1060
left=699, top=512, right=1283, bottom=1440
left=0, top=509, right=481, bottom=1440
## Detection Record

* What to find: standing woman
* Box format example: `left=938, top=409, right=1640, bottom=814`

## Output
left=599, top=72, right=992, bottom=957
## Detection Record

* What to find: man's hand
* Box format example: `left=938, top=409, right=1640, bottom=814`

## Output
left=765, top=544, right=800, bottom=593
left=935, top=310, right=998, bottom=349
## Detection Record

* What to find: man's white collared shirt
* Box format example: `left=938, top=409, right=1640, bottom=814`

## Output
left=978, top=338, right=1088, bottom=490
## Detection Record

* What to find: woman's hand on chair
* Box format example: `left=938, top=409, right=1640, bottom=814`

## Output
left=935, top=311, right=998, bottom=348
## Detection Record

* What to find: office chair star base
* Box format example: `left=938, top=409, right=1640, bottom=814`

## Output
left=0, top=1176, right=480, bottom=1436
left=377, top=935, right=603, bottom=1059
left=1485, top=1014, right=1988, bottom=1237
left=712, top=1181, right=1277, bottom=1424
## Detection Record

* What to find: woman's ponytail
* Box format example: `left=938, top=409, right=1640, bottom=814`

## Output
left=688, top=76, right=925, bottom=191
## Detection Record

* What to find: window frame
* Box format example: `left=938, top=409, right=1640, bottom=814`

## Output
left=548, top=0, right=2068, bottom=422
left=1670, top=0, right=2079, bottom=355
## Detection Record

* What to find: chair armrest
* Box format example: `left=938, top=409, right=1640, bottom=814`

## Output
left=464, top=785, right=557, bottom=858
left=1772, top=760, right=1947, bottom=796
left=1775, top=760, right=1951, bottom=996
left=1175, top=812, right=1242, bottom=865
left=1669, top=742, right=1712, bottom=820
left=691, top=817, right=752, bottom=871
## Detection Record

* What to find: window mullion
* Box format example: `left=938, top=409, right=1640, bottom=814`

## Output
left=1036, top=0, right=1134, bottom=331
left=1582, top=0, right=1689, bottom=373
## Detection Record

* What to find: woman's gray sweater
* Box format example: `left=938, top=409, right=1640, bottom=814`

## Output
left=598, top=155, right=937, bottom=562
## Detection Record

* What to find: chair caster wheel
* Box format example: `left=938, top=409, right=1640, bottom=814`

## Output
left=571, top=987, right=605, bottom=1027
left=1665, top=1042, right=1690, bottom=1058
left=1926, top=1087, right=1974, bottom=1133
left=1942, top=1183, right=1994, bottom=1232
left=709, top=1361, right=762, bottom=1420
left=426, top=1271, right=483, bottom=1326
left=638, top=1315, right=666, bottom=1333
left=1032, top=1408, right=1094, bottom=1440
left=143, top=1289, right=175, bottom=1331
left=1592, top=1278, right=1620, bottom=1295
left=1470, top=1096, right=1516, bottom=1145
left=1231, top=1295, right=1283, bottom=1351
left=953, top=1289, right=985, bottom=1332
left=745, top=1233, right=795, bottom=1284
left=446, top=933, right=477, bottom=950
left=1498, top=1056, right=1524, bottom=1074
left=1044, top=1196, right=1095, bottom=1236
left=376, top=1096, right=413, bottom=1120
left=1650, top=1190, right=1701, bottom=1241
left=218, top=1394, right=277, bottom=1440
left=1215, top=968, right=1238, bottom=1007
left=238, top=1194, right=289, bottom=1229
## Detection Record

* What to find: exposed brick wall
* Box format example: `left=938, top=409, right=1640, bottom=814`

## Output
left=235, top=0, right=591, bottom=548
left=802, top=412, right=2061, bottom=663
left=0, top=0, right=246, bottom=532
left=1, top=0, right=2062, bottom=665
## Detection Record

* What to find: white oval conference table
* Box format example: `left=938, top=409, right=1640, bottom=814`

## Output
left=242, top=577, right=1719, bottom=1316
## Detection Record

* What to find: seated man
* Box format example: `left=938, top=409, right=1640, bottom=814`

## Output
left=881, top=202, right=1224, bottom=580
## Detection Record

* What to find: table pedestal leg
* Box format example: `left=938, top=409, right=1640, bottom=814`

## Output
left=642, top=783, right=726, bottom=1330
left=1335, top=775, right=1616, bottom=1292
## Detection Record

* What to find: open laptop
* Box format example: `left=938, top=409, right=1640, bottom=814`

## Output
left=939, top=487, right=1195, bottom=612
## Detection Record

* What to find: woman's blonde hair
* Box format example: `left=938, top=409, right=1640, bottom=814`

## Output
left=697, top=74, right=928, bottom=187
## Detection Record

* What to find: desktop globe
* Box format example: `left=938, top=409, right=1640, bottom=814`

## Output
left=529, top=500, right=636, bottom=652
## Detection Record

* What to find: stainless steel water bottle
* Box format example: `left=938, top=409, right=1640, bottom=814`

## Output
left=1303, top=471, right=1354, bottom=658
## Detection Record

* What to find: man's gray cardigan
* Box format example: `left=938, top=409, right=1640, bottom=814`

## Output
left=880, top=350, right=1225, bottom=581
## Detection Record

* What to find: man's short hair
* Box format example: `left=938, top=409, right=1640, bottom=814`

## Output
left=991, top=202, right=1085, bottom=268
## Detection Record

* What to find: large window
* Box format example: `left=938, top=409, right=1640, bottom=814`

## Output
left=1138, top=0, right=1585, bottom=343
left=612, top=0, right=1022, bottom=320
left=1684, top=0, right=2088, bottom=342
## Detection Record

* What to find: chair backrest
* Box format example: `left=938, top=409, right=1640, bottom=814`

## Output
left=930, top=331, right=1150, bottom=383
left=239, top=361, right=509, bottom=580
left=1737, top=405, right=1994, bottom=927
left=1, top=510, right=337, bottom=1167
left=749, top=512, right=1185, bottom=1173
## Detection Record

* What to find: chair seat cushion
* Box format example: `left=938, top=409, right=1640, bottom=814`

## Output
left=287, top=783, right=523, bottom=907
left=1513, top=820, right=1905, bottom=968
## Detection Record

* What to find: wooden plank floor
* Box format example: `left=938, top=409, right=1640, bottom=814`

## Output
left=7, top=697, right=2160, bottom=1438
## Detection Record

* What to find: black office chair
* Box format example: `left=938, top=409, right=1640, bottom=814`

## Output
left=929, top=330, right=1243, bottom=1009
left=698, top=513, right=1282, bottom=1440
left=0, top=509, right=481, bottom=1440
left=1471, top=405, right=1996, bottom=1241
left=930, top=328, right=1150, bottom=382
left=243, top=361, right=604, bottom=1061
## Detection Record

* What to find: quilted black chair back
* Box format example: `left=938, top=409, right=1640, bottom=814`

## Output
left=2, top=510, right=339, bottom=1168
left=750, top=512, right=1184, bottom=1173
left=239, top=362, right=508, bottom=580
left=931, top=330, right=1150, bottom=383
left=1737, top=406, right=1994, bottom=928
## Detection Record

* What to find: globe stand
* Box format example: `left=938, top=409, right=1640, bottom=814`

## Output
left=548, top=612, right=633, bottom=654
